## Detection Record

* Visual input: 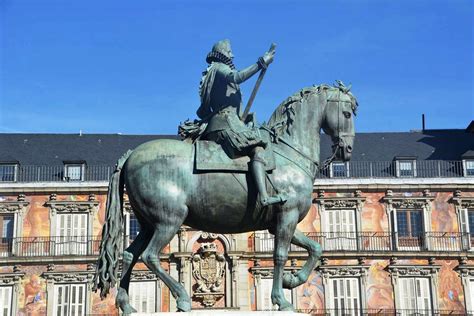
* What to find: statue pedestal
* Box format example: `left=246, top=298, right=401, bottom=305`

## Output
left=132, top=312, right=308, bottom=316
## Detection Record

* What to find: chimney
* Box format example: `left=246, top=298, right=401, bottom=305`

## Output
left=422, top=114, right=425, bottom=132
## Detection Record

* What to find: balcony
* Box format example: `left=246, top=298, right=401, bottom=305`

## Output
left=251, top=231, right=473, bottom=253
left=0, top=160, right=469, bottom=183
left=297, top=309, right=471, bottom=316
left=0, top=235, right=102, bottom=257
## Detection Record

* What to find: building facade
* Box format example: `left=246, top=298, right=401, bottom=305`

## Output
left=0, top=127, right=473, bottom=315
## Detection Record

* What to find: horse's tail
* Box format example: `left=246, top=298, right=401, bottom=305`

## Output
left=93, top=150, right=133, bottom=299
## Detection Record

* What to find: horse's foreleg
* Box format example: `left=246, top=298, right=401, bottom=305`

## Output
left=283, top=228, right=322, bottom=289
left=116, top=229, right=153, bottom=315
left=271, top=208, right=299, bottom=311
left=141, top=223, right=191, bottom=312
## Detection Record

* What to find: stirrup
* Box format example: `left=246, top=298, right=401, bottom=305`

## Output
left=261, top=194, right=287, bottom=207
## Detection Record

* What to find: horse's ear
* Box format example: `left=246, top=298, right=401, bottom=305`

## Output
left=347, top=84, right=352, bottom=92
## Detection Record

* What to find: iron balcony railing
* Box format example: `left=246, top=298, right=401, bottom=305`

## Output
left=316, top=160, right=467, bottom=178
left=0, top=160, right=470, bottom=183
left=252, top=231, right=474, bottom=253
left=296, top=309, right=471, bottom=316
left=0, top=235, right=102, bottom=257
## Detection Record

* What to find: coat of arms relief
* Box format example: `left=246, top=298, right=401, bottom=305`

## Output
left=191, top=242, right=226, bottom=307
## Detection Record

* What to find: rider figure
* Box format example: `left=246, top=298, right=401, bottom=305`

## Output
left=197, top=39, right=285, bottom=207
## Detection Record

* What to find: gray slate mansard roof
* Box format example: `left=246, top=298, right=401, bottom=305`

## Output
left=0, top=129, right=472, bottom=166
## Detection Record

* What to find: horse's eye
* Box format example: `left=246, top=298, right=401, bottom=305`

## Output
left=343, top=111, right=351, bottom=119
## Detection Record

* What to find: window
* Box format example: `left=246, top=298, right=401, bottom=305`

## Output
left=0, top=164, right=17, bottom=182
left=129, top=214, right=140, bottom=240
left=324, top=209, right=357, bottom=250
left=464, top=160, right=474, bottom=177
left=0, top=215, right=14, bottom=255
left=64, top=164, right=84, bottom=181
left=330, top=162, right=349, bottom=178
left=459, top=209, right=474, bottom=249
left=259, top=278, right=292, bottom=311
left=396, top=210, right=424, bottom=249
left=398, top=277, right=432, bottom=315
left=0, top=286, right=12, bottom=316
left=327, top=277, right=361, bottom=315
left=53, top=283, right=86, bottom=316
left=129, top=281, right=157, bottom=313
left=469, top=279, right=474, bottom=312
left=396, top=160, right=416, bottom=177
left=55, top=213, right=88, bottom=255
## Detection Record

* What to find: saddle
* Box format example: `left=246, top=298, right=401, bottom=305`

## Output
left=194, top=128, right=276, bottom=173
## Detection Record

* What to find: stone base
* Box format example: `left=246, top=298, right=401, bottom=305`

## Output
left=131, top=312, right=308, bottom=316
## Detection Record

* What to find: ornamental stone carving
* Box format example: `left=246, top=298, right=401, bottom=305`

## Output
left=42, top=271, right=95, bottom=283
left=386, top=264, right=440, bottom=285
left=320, top=265, right=369, bottom=281
left=313, top=190, right=365, bottom=213
left=0, top=194, right=29, bottom=213
left=191, top=242, right=226, bottom=307
left=0, top=272, right=25, bottom=285
left=451, top=191, right=474, bottom=212
left=382, top=189, right=434, bottom=213
left=131, top=270, right=158, bottom=281
left=45, top=194, right=99, bottom=216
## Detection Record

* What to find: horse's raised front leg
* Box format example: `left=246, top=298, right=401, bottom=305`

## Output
left=283, top=228, right=322, bottom=289
left=116, top=228, right=153, bottom=314
left=271, top=208, right=299, bottom=311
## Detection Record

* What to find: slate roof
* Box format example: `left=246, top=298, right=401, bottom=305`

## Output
left=0, top=129, right=472, bottom=166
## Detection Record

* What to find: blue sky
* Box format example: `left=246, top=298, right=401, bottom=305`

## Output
left=1, top=0, right=472, bottom=134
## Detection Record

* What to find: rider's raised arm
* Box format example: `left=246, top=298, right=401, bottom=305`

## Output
left=226, top=62, right=262, bottom=84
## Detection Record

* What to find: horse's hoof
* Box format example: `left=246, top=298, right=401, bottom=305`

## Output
left=279, top=303, right=296, bottom=312
left=120, top=304, right=137, bottom=315
left=176, top=298, right=192, bottom=312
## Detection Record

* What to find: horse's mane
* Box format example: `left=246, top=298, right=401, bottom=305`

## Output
left=266, top=82, right=357, bottom=139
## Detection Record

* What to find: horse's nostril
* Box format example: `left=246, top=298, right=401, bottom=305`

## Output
left=347, top=146, right=353, bottom=153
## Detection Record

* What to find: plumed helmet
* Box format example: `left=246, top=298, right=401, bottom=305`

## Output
left=206, top=39, right=235, bottom=68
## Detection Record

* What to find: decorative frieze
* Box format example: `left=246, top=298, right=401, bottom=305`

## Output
left=319, top=265, right=369, bottom=281
left=45, top=193, right=99, bottom=216
left=382, top=189, right=434, bottom=213
left=42, top=270, right=95, bottom=283
left=0, top=272, right=25, bottom=285
left=131, top=270, right=158, bottom=281
left=313, top=190, right=365, bottom=213
left=0, top=194, right=29, bottom=213
left=451, top=190, right=474, bottom=211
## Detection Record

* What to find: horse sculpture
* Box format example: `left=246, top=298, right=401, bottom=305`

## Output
left=94, top=82, right=357, bottom=314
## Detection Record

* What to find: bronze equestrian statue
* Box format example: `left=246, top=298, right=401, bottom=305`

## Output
left=94, top=39, right=358, bottom=314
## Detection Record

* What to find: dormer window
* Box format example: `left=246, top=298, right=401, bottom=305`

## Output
left=0, top=163, right=18, bottom=182
left=63, top=162, right=85, bottom=181
left=330, top=161, right=349, bottom=178
left=464, top=159, right=474, bottom=177
left=395, top=157, right=417, bottom=178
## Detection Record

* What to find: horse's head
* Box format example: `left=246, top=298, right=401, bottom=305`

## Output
left=321, top=81, right=358, bottom=162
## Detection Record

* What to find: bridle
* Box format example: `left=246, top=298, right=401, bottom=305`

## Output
left=320, top=88, right=354, bottom=171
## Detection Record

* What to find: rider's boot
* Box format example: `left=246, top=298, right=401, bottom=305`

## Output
left=250, top=150, right=286, bottom=207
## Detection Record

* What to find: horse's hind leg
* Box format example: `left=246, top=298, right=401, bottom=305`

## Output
left=116, top=228, right=153, bottom=314
left=142, top=223, right=191, bottom=312
left=282, top=229, right=322, bottom=289
left=271, top=208, right=299, bottom=311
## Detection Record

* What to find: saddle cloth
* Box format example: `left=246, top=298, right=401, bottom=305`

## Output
left=194, top=141, right=276, bottom=172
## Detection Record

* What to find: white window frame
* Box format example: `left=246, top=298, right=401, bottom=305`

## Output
left=463, top=159, right=474, bottom=177
left=55, top=213, right=88, bottom=255
left=46, top=194, right=98, bottom=256
left=314, top=191, right=365, bottom=252
left=129, top=281, right=158, bottom=313
left=452, top=194, right=474, bottom=251
left=0, top=285, right=13, bottom=316
left=53, top=283, right=87, bottom=316
left=63, top=163, right=85, bottom=181
left=128, top=270, right=162, bottom=313
left=324, top=208, right=357, bottom=251
left=321, top=265, right=369, bottom=316
left=0, top=164, right=18, bottom=182
left=327, top=277, right=361, bottom=315
left=330, top=161, right=350, bottom=178
left=0, top=272, right=25, bottom=316
left=395, top=159, right=417, bottom=178
left=388, top=264, right=440, bottom=315
left=43, top=271, right=93, bottom=316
